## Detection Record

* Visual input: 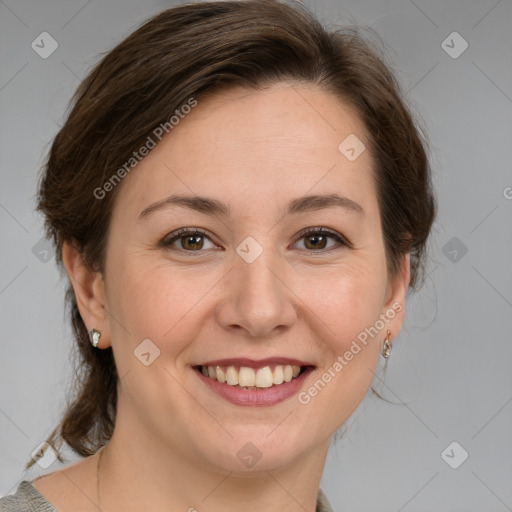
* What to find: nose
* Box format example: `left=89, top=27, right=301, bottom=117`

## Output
left=215, top=249, right=297, bottom=338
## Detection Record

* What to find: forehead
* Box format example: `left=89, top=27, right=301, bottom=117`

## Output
left=111, top=82, right=377, bottom=220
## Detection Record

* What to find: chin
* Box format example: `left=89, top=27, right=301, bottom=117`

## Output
left=193, top=427, right=316, bottom=474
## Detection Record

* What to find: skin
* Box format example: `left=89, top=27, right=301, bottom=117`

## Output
left=33, top=82, right=410, bottom=512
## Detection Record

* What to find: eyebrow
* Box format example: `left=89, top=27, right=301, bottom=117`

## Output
left=138, top=193, right=364, bottom=220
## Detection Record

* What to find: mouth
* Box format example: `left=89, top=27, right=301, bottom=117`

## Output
left=191, top=357, right=316, bottom=406
left=195, top=364, right=309, bottom=389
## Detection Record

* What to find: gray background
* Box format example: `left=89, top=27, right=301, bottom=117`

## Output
left=1, top=0, right=511, bottom=510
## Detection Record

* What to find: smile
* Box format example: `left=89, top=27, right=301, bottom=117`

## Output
left=193, top=360, right=315, bottom=407
left=197, top=364, right=303, bottom=389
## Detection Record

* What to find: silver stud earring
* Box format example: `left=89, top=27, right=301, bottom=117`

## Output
left=381, top=330, right=392, bottom=359
left=89, top=329, right=101, bottom=348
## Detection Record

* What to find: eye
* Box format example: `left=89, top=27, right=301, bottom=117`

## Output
left=161, top=226, right=351, bottom=254
left=292, top=227, right=350, bottom=251
left=162, top=228, right=217, bottom=252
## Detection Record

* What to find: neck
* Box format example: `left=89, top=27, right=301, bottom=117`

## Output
left=96, top=399, right=330, bottom=512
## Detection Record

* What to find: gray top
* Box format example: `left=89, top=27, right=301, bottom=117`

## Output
left=0, top=480, right=334, bottom=511
left=0, top=482, right=56, bottom=512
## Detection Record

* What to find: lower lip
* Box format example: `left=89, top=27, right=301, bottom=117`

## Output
left=194, top=367, right=315, bottom=407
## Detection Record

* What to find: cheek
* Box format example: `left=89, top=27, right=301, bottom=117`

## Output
left=105, top=255, right=221, bottom=354
left=294, top=255, right=388, bottom=346
left=294, top=262, right=388, bottom=412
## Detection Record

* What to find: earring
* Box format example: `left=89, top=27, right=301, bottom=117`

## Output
left=381, top=330, right=392, bottom=359
left=89, top=329, right=101, bottom=348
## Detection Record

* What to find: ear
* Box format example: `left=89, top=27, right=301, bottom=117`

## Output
left=61, top=241, right=111, bottom=348
left=382, top=252, right=410, bottom=341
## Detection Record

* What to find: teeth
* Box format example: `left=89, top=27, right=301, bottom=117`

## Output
left=255, top=367, right=273, bottom=388
left=238, top=366, right=255, bottom=387
left=199, top=364, right=303, bottom=388
left=215, top=366, right=226, bottom=383
left=226, top=366, right=238, bottom=386
left=273, top=365, right=284, bottom=385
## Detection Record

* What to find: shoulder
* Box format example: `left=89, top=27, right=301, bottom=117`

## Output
left=0, top=480, right=56, bottom=512
left=1, top=455, right=98, bottom=512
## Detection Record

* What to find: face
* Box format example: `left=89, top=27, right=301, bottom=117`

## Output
left=74, top=82, right=409, bottom=473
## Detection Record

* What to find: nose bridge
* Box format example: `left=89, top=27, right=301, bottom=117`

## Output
left=219, top=238, right=296, bottom=337
left=236, top=241, right=285, bottom=307
left=238, top=249, right=280, bottom=299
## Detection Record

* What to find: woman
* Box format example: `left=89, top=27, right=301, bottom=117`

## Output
left=0, top=1, right=435, bottom=510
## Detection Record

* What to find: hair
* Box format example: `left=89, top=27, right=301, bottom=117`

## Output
left=28, top=0, right=436, bottom=469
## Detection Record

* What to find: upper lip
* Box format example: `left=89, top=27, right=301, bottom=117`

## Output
left=195, top=357, right=314, bottom=369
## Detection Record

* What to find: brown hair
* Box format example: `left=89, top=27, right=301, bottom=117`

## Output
left=29, top=0, right=435, bottom=468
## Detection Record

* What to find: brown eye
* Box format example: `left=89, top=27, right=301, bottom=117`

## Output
left=163, top=228, right=216, bottom=252
left=292, top=228, right=349, bottom=252
left=181, top=234, right=205, bottom=250
left=162, top=227, right=349, bottom=254
left=304, top=233, right=328, bottom=250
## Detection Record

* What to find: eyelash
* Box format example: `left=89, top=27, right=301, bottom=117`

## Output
left=161, top=227, right=351, bottom=254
